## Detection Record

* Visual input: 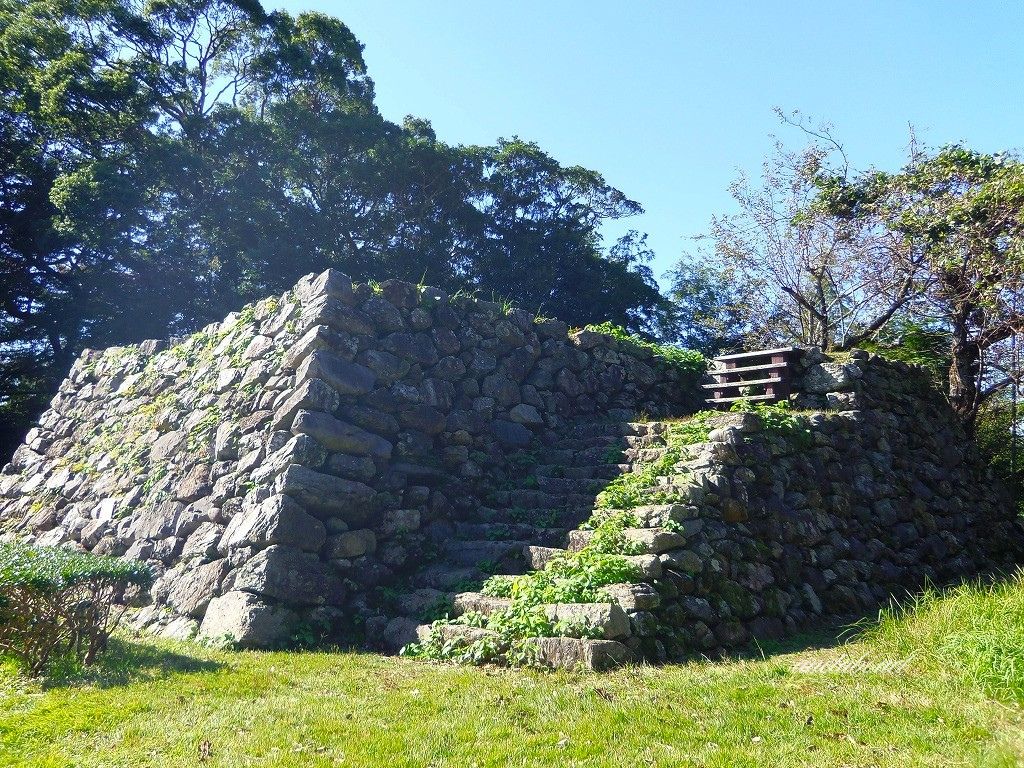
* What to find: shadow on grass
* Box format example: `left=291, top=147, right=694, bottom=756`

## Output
left=709, top=565, right=1024, bottom=669
left=38, top=636, right=223, bottom=690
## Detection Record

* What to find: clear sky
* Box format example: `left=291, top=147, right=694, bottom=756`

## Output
left=273, top=1, right=1024, bottom=286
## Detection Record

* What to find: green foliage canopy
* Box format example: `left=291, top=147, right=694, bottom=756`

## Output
left=0, top=0, right=669, bottom=457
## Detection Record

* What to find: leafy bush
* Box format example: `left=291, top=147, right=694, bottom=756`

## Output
left=857, top=318, right=950, bottom=387
left=973, top=394, right=1024, bottom=515
left=728, top=400, right=812, bottom=445
left=0, top=542, right=152, bottom=675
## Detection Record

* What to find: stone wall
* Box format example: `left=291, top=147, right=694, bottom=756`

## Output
left=571, top=353, right=1023, bottom=662
left=2, top=269, right=1018, bottom=659
left=0, top=270, right=701, bottom=646
left=412, top=349, right=1022, bottom=669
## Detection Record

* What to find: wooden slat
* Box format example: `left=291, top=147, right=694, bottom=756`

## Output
left=713, top=346, right=796, bottom=362
left=710, top=361, right=789, bottom=376
left=704, top=393, right=778, bottom=404
left=702, top=376, right=782, bottom=389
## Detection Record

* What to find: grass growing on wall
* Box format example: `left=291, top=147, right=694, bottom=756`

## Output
left=582, top=321, right=707, bottom=378
left=4, top=573, right=1024, bottom=766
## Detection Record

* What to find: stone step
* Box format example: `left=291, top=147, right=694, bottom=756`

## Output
left=566, top=526, right=686, bottom=554
left=624, top=447, right=671, bottom=463
left=415, top=564, right=488, bottom=590
left=507, top=490, right=599, bottom=510
left=573, top=445, right=631, bottom=464
left=602, top=582, right=662, bottom=611
left=526, top=636, right=633, bottom=671
left=525, top=545, right=566, bottom=570
left=535, top=476, right=609, bottom=495
left=443, top=538, right=531, bottom=567
left=554, top=434, right=628, bottom=451
left=415, top=622, right=499, bottom=648
left=569, top=420, right=672, bottom=439
left=544, top=601, right=631, bottom=640
left=570, top=421, right=644, bottom=438
left=395, top=587, right=451, bottom=618
left=453, top=521, right=567, bottom=544
left=524, top=547, right=663, bottom=581
left=532, top=463, right=628, bottom=480
left=452, top=591, right=513, bottom=617
left=473, top=506, right=570, bottom=527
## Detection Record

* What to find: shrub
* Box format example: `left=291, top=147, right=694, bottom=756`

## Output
left=0, top=542, right=152, bottom=675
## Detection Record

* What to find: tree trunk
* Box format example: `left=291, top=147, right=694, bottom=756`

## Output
left=948, top=310, right=981, bottom=436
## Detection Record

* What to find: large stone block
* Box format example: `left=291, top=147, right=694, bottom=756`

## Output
left=323, top=528, right=376, bottom=559
left=232, top=545, right=346, bottom=606
left=272, top=379, right=341, bottom=431
left=275, top=464, right=375, bottom=519
left=162, top=559, right=229, bottom=619
left=296, top=350, right=376, bottom=396
left=544, top=602, right=630, bottom=640
left=291, top=409, right=393, bottom=459
left=199, top=590, right=295, bottom=648
left=219, top=494, right=326, bottom=553
left=527, top=636, right=633, bottom=671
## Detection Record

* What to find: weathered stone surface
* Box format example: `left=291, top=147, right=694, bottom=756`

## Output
left=568, top=528, right=685, bottom=555
left=509, top=403, right=544, bottom=426
left=544, top=602, right=630, bottom=640
left=163, top=559, right=229, bottom=618
left=182, top=522, right=223, bottom=561
left=272, top=379, right=341, bottom=431
left=291, top=409, right=393, bottom=459
left=416, top=623, right=498, bottom=647
left=298, top=268, right=353, bottom=304
left=453, top=592, right=512, bottom=617
left=527, top=636, right=633, bottom=671
left=803, top=362, right=862, bottom=394
left=382, top=616, right=420, bottom=650
left=525, top=545, right=565, bottom=570
left=232, top=545, right=345, bottom=605
left=324, top=529, right=376, bottom=559
left=275, top=465, right=375, bottom=518
left=490, top=419, right=532, bottom=448
left=199, top=591, right=295, bottom=648
left=220, top=494, right=326, bottom=553
left=603, top=582, right=661, bottom=611
left=283, top=324, right=353, bottom=371
left=296, top=350, right=376, bottom=396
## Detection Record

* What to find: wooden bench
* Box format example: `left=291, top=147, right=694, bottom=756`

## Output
left=703, top=347, right=800, bottom=407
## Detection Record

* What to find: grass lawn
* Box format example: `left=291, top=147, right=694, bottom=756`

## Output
left=2, top=577, right=1024, bottom=767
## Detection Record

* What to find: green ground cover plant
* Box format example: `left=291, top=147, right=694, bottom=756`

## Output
left=582, top=322, right=707, bottom=378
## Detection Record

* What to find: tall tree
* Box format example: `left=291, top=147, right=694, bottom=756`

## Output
left=691, top=118, right=924, bottom=351
left=0, top=0, right=661, bottom=457
left=817, top=145, right=1024, bottom=431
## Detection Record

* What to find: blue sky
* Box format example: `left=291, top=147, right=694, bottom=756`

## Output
left=275, top=1, right=1024, bottom=286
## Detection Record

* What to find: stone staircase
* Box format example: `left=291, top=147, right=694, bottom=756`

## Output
left=375, top=418, right=675, bottom=653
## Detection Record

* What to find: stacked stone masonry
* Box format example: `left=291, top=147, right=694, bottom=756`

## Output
left=0, top=270, right=699, bottom=648
left=0, top=270, right=1019, bottom=662
left=422, top=350, right=1022, bottom=668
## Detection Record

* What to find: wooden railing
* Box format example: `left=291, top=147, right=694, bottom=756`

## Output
left=703, top=347, right=800, bottom=408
